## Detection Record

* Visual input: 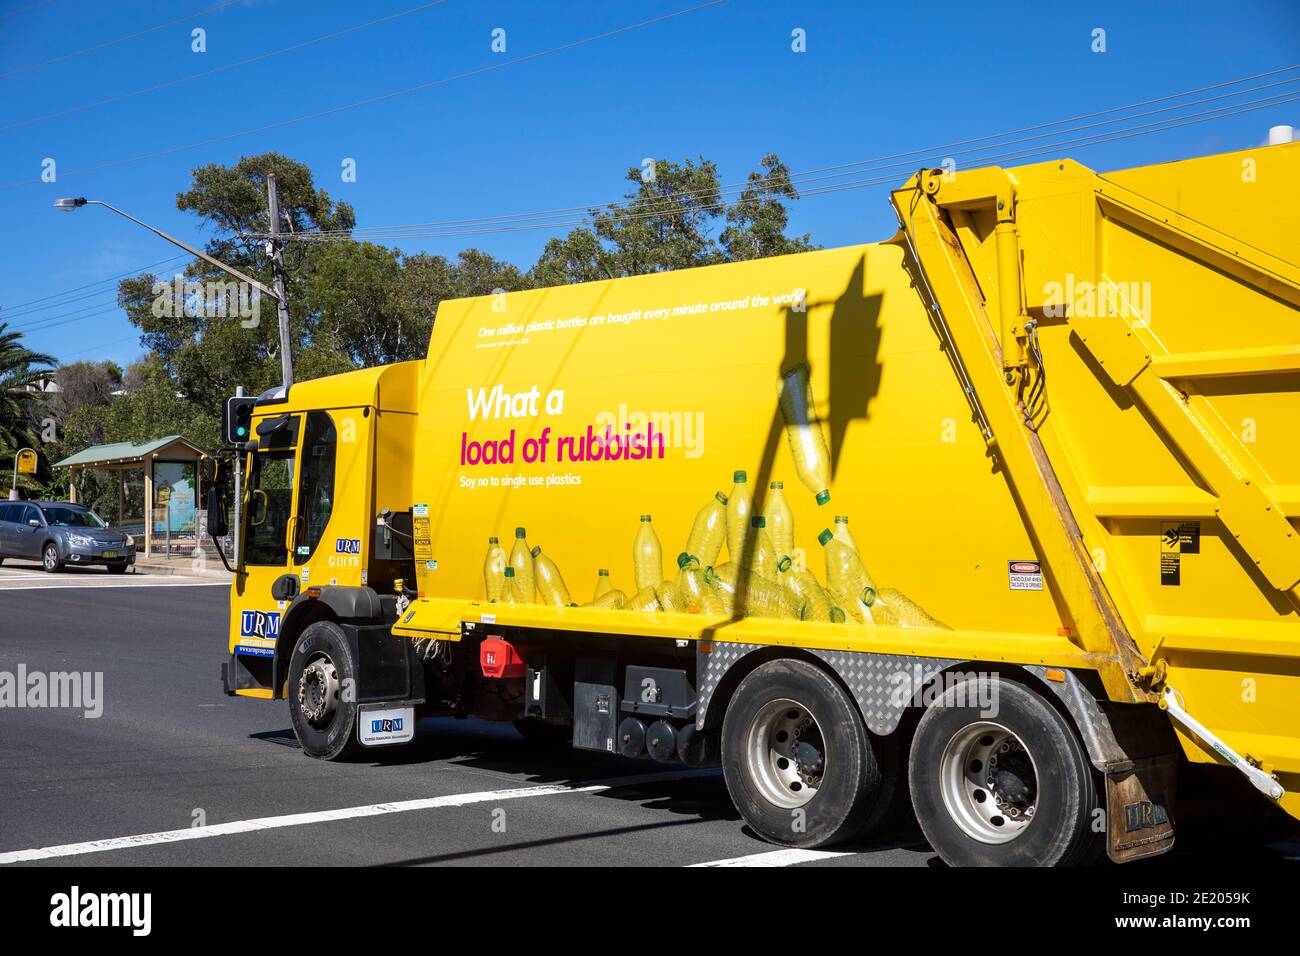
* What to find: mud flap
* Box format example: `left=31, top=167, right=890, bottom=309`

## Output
left=1106, top=754, right=1178, bottom=863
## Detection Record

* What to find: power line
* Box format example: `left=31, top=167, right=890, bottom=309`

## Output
left=256, top=66, right=1300, bottom=241
left=0, top=0, right=246, bottom=80
left=0, top=0, right=727, bottom=188
left=0, top=0, right=453, bottom=133
left=0, top=254, right=187, bottom=314
left=255, top=85, right=1300, bottom=243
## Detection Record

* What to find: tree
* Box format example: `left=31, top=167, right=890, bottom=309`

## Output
left=0, top=322, right=55, bottom=492
left=721, top=154, right=816, bottom=261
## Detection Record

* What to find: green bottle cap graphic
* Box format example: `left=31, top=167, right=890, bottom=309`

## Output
left=640, top=514, right=652, bottom=522
left=515, top=527, right=527, bottom=538
left=734, top=470, right=747, bottom=483
left=714, top=491, right=728, bottom=505
left=862, top=585, right=877, bottom=606
left=530, top=546, right=542, bottom=558
left=817, top=528, right=833, bottom=546
left=777, top=555, right=792, bottom=572
left=770, top=480, right=783, bottom=489
left=751, top=515, right=766, bottom=528
left=676, top=551, right=694, bottom=569
left=829, top=607, right=847, bottom=623
left=504, top=567, right=516, bottom=578
left=598, top=568, right=609, bottom=576
left=488, top=536, right=498, bottom=544
left=815, top=490, right=831, bottom=506
left=703, top=566, right=717, bottom=584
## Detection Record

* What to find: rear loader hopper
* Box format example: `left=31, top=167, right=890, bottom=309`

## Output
left=219, top=141, right=1300, bottom=866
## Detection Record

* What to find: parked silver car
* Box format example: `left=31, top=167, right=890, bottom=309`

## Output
left=0, top=500, right=136, bottom=573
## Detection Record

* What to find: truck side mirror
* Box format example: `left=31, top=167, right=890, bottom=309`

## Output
left=206, top=485, right=228, bottom=538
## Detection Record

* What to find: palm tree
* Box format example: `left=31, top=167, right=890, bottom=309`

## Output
left=0, top=322, right=56, bottom=485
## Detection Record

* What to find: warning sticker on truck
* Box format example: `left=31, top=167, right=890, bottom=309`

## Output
left=1008, top=560, right=1044, bottom=591
left=1160, top=521, right=1200, bottom=586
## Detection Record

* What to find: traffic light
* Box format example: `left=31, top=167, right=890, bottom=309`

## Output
left=222, top=396, right=257, bottom=446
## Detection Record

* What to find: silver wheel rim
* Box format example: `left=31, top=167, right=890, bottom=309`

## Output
left=43, top=546, right=57, bottom=570
left=939, top=721, right=1038, bottom=844
left=746, top=698, right=825, bottom=809
left=298, top=653, right=340, bottom=727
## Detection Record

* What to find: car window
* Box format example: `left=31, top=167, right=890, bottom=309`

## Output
left=41, top=506, right=107, bottom=528
left=0, top=503, right=12, bottom=522
left=21, top=505, right=41, bottom=525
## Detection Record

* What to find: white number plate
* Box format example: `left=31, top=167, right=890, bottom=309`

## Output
left=357, top=705, right=415, bottom=746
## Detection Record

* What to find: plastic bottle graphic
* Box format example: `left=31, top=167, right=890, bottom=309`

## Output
left=763, top=481, right=795, bottom=557
left=531, top=546, right=572, bottom=606
left=633, top=515, right=663, bottom=593
left=483, top=536, right=507, bottom=602
left=776, top=555, right=845, bottom=622
left=777, top=364, right=832, bottom=506
left=873, top=587, right=950, bottom=630
left=509, top=527, right=535, bottom=603
left=585, top=588, right=627, bottom=610
left=819, top=528, right=876, bottom=622
left=746, top=515, right=779, bottom=581
left=726, top=470, right=753, bottom=562
left=685, top=491, right=728, bottom=567
left=592, top=568, right=613, bottom=602
left=501, top=566, right=519, bottom=604
left=705, top=562, right=796, bottom=619
left=833, top=515, right=859, bottom=555
left=627, top=585, right=663, bottom=612
left=657, top=579, right=687, bottom=612
left=673, top=552, right=726, bottom=614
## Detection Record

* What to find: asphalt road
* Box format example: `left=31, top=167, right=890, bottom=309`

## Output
left=0, top=581, right=1295, bottom=868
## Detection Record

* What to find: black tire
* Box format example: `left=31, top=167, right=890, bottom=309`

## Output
left=42, top=542, right=63, bottom=573
left=908, top=676, right=1100, bottom=867
left=287, top=620, right=363, bottom=760
left=722, top=658, right=881, bottom=848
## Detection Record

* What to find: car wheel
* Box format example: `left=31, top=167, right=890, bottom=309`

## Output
left=42, top=543, right=64, bottom=573
left=908, top=676, right=1100, bottom=867
left=107, top=563, right=129, bottom=574
left=722, top=658, right=882, bottom=848
left=287, top=620, right=363, bottom=760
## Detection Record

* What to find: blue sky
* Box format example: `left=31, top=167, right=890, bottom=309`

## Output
left=0, top=0, right=1297, bottom=368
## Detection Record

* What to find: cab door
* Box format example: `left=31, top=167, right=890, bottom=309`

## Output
left=231, top=413, right=302, bottom=663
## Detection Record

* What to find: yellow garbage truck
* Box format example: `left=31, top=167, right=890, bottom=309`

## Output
left=212, top=141, right=1300, bottom=866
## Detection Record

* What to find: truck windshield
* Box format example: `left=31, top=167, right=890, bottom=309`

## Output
left=245, top=451, right=295, bottom=566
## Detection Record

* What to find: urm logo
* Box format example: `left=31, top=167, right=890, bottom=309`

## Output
left=372, top=718, right=403, bottom=733
left=336, top=538, right=361, bottom=555
left=240, top=610, right=281, bottom=640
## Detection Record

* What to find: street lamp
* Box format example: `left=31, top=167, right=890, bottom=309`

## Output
left=54, top=195, right=292, bottom=386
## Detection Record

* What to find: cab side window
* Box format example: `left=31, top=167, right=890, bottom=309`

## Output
left=244, top=452, right=295, bottom=566
left=294, top=411, right=337, bottom=564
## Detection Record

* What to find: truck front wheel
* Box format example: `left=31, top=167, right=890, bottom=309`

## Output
left=287, top=621, right=362, bottom=760
left=908, top=676, right=1099, bottom=866
left=722, top=659, right=881, bottom=848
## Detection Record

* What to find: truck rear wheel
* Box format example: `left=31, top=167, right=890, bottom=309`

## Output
left=908, top=676, right=1099, bottom=866
left=288, top=621, right=362, bottom=761
left=722, top=659, right=881, bottom=848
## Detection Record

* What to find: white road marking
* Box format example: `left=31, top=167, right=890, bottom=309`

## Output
left=689, top=848, right=853, bottom=867
left=0, top=579, right=228, bottom=591
left=0, top=769, right=706, bottom=864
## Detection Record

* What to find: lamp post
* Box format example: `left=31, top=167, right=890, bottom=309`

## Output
left=53, top=197, right=292, bottom=385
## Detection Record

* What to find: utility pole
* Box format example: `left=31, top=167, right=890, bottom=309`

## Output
left=266, top=173, right=295, bottom=388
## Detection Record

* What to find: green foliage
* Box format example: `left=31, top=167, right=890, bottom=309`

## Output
left=0, top=322, right=55, bottom=492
